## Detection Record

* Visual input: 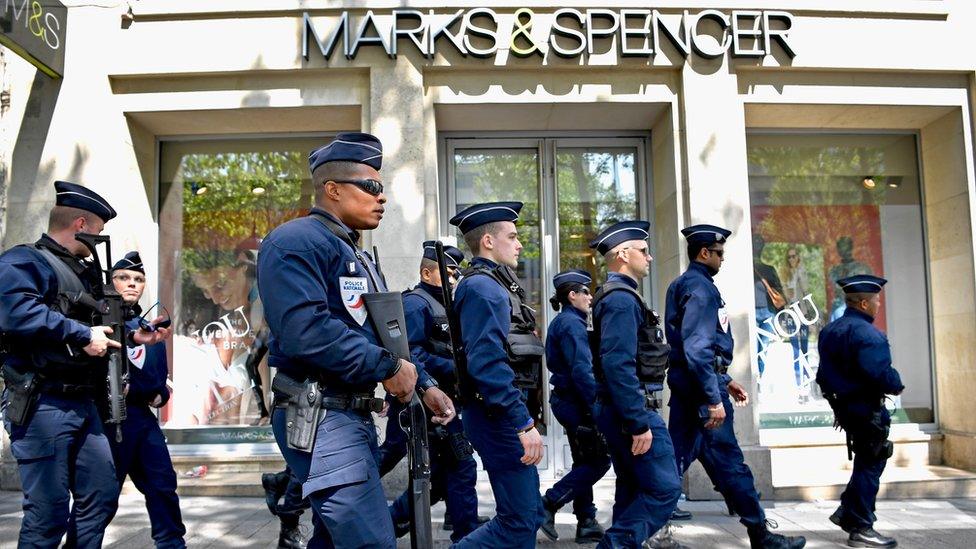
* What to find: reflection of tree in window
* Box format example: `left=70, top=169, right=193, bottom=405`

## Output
left=557, top=150, right=638, bottom=284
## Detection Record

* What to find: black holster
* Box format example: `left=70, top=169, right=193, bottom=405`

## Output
left=1, top=365, right=40, bottom=426
left=574, top=424, right=608, bottom=462
left=432, top=425, right=474, bottom=464
left=272, top=373, right=323, bottom=453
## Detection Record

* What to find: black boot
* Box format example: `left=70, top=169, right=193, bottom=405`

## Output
left=278, top=515, right=306, bottom=549
left=575, top=517, right=605, bottom=543
left=443, top=510, right=453, bottom=531
left=747, top=520, right=806, bottom=549
left=262, top=471, right=288, bottom=516
left=830, top=505, right=854, bottom=533
left=540, top=497, right=559, bottom=541
left=670, top=507, right=693, bottom=521
left=848, top=527, right=897, bottom=548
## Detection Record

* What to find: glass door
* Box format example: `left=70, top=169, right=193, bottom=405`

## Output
left=444, top=135, right=650, bottom=478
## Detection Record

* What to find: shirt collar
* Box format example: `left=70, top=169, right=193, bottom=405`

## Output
left=844, top=306, right=875, bottom=324
left=471, top=256, right=499, bottom=269
left=563, top=305, right=587, bottom=320
left=607, top=271, right=639, bottom=289
left=310, top=207, right=360, bottom=245
left=688, top=261, right=714, bottom=280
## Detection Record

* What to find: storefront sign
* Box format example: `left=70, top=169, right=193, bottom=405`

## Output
left=0, top=0, right=66, bottom=78
left=303, top=8, right=795, bottom=61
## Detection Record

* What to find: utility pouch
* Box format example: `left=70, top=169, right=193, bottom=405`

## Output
left=2, top=366, right=40, bottom=426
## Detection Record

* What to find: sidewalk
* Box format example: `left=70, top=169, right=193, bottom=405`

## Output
left=1, top=492, right=974, bottom=548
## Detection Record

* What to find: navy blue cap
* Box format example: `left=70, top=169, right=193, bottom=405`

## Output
left=837, top=274, right=887, bottom=294
left=54, top=181, right=117, bottom=223
left=589, top=220, right=650, bottom=255
left=449, top=201, right=523, bottom=234
left=681, top=224, right=732, bottom=246
left=681, top=224, right=731, bottom=245
left=422, top=240, right=464, bottom=268
left=308, top=132, right=383, bottom=173
left=113, top=251, right=144, bottom=274
left=553, top=269, right=591, bottom=288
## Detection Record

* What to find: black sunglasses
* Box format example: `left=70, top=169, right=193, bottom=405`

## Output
left=332, top=178, right=384, bottom=196
left=706, top=248, right=725, bottom=258
left=138, top=301, right=172, bottom=332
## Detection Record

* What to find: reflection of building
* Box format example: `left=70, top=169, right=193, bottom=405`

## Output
left=3, top=3, right=976, bottom=500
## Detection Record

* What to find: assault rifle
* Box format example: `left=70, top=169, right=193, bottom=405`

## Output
left=361, top=290, right=433, bottom=549
left=75, top=233, right=128, bottom=442
left=434, top=241, right=473, bottom=404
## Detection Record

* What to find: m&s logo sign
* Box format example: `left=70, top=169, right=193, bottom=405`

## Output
left=1, top=0, right=67, bottom=78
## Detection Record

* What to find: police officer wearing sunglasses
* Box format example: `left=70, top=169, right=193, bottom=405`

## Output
left=257, top=132, right=455, bottom=547
left=664, top=224, right=805, bottom=549
left=93, top=251, right=186, bottom=547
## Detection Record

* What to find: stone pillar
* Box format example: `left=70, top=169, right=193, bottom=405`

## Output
left=677, top=57, right=773, bottom=498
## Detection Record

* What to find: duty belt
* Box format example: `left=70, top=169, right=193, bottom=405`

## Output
left=38, top=380, right=96, bottom=397
left=321, top=394, right=385, bottom=413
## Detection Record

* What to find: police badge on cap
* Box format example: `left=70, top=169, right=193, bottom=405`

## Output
left=680, top=224, right=731, bottom=245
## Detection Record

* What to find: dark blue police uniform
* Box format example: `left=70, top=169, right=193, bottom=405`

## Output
left=388, top=243, right=479, bottom=542
left=541, top=269, right=609, bottom=543
left=0, top=181, right=120, bottom=548
left=258, top=134, right=400, bottom=548
left=817, top=275, right=903, bottom=546
left=104, top=253, right=185, bottom=548
left=666, top=224, right=804, bottom=549
left=587, top=221, right=681, bottom=548
left=448, top=202, right=546, bottom=549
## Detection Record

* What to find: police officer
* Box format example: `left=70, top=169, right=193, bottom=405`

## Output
left=448, top=201, right=546, bottom=548
left=104, top=251, right=186, bottom=548
left=665, top=224, right=805, bottom=549
left=587, top=220, right=682, bottom=549
left=817, top=275, right=902, bottom=548
left=256, top=133, right=454, bottom=547
left=539, top=269, right=610, bottom=544
left=384, top=241, right=482, bottom=542
left=0, top=181, right=168, bottom=547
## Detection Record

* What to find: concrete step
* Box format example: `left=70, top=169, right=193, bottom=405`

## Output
left=773, top=464, right=976, bottom=500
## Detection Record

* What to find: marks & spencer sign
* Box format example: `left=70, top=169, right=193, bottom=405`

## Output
left=303, top=8, right=796, bottom=62
left=0, top=0, right=66, bottom=77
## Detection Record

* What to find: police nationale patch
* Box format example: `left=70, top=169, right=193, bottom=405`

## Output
left=127, top=344, right=147, bottom=369
left=718, top=306, right=730, bottom=333
left=340, top=276, right=369, bottom=325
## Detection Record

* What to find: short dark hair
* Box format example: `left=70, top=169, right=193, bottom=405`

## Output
left=419, top=258, right=438, bottom=272
left=844, top=292, right=874, bottom=306
left=687, top=242, right=708, bottom=262
left=48, top=205, right=98, bottom=232
left=463, top=222, right=503, bottom=255
left=312, top=161, right=365, bottom=202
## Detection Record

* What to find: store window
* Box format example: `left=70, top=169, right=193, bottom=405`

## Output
left=158, top=137, right=322, bottom=443
left=747, top=133, right=932, bottom=429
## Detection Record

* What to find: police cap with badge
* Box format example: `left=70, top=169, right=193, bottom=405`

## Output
left=680, top=223, right=731, bottom=246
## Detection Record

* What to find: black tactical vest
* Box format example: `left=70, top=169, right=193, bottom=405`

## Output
left=461, top=263, right=544, bottom=389
left=589, top=281, right=670, bottom=385
left=403, top=285, right=452, bottom=358
left=8, top=242, right=106, bottom=380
